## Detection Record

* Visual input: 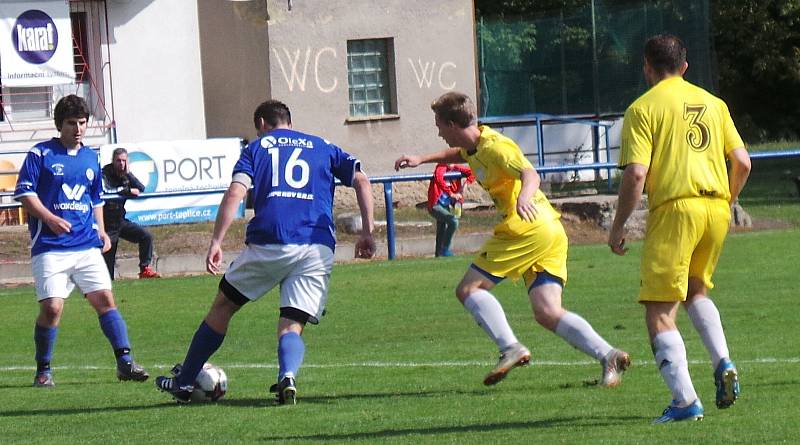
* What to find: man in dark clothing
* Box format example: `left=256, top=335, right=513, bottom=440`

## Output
left=102, top=147, right=160, bottom=279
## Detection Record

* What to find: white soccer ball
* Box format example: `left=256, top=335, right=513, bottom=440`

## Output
left=190, top=363, right=228, bottom=402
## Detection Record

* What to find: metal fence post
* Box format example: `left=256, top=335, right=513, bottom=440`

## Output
left=382, top=180, right=396, bottom=260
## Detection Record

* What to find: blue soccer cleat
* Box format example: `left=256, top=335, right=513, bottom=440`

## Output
left=714, top=358, right=739, bottom=409
left=652, top=399, right=704, bottom=424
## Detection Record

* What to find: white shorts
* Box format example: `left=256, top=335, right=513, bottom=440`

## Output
left=223, top=244, right=334, bottom=323
left=32, top=248, right=112, bottom=301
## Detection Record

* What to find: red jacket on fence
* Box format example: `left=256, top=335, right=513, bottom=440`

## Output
left=426, top=163, right=475, bottom=210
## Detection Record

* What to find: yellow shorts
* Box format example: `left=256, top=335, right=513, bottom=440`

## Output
left=639, top=198, right=731, bottom=302
left=472, top=216, right=568, bottom=287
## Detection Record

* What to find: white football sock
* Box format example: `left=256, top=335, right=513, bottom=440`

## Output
left=463, top=289, right=519, bottom=351
left=686, top=297, right=730, bottom=369
left=653, top=330, right=698, bottom=407
left=554, top=311, right=613, bottom=361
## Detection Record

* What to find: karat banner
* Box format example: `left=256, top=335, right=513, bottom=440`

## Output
left=99, top=139, right=245, bottom=226
left=0, top=1, right=76, bottom=87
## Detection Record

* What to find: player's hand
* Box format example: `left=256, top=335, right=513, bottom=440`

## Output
left=394, top=155, right=421, bottom=171
left=45, top=214, right=71, bottom=235
left=608, top=227, right=628, bottom=256
left=206, top=241, right=223, bottom=275
left=98, top=231, right=111, bottom=253
left=355, top=233, right=376, bottom=259
left=516, top=201, right=538, bottom=222
left=129, top=188, right=141, bottom=197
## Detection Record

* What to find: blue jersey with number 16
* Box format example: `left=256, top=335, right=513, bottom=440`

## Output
left=233, top=128, right=361, bottom=251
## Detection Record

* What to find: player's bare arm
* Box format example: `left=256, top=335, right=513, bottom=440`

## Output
left=394, top=147, right=465, bottom=170
left=18, top=195, right=72, bottom=235
left=206, top=181, right=248, bottom=274
left=727, top=147, right=751, bottom=205
left=516, top=167, right=541, bottom=222
left=609, top=162, right=647, bottom=255
left=93, top=205, right=111, bottom=253
left=352, top=170, right=376, bottom=259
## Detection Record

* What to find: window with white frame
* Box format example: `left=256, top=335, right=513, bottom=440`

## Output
left=346, top=38, right=397, bottom=118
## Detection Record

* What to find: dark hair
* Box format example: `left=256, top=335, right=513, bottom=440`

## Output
left=253, top=100, right=292, bottom=130
left=644, top=34, right=687, bottom=76
left=53, top=94, right=89, bottom=130
left=430, top=92, right=476, bottom=128
left=112, top=147, right=128, bottom=159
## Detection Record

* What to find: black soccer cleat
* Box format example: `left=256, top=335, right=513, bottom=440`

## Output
left=117, top=361, right=149, bottom=382
left=155, top=375, right=193, bottom=403
left=269, top=376, right=297, bottom=405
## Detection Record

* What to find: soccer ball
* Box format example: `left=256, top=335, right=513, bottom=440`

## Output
left=190, top=363, right=228, bottom=402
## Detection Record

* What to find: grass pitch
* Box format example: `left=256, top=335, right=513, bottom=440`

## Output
left=1, top=229, right=798, bottom=444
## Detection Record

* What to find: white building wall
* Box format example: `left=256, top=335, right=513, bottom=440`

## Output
left=105, top=0, right=207, bottom=143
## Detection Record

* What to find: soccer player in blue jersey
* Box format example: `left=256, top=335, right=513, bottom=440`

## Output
left=155, top=99, right=376, bottom=404
left=14, top=95, right=149, bottom=387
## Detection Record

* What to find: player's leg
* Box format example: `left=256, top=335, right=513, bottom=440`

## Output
left=456, top=266, right=530, bottom=385
left=271, top=244, right=333, bottom=404
left=683, top=198, right=738, bottom=408
left=72, top=248, right=147, bottom=381
left=33, top=298, right=64, bottom=387
left=527, top=272, right=630, bottom=387
left=31, top=252, right=77, bottom=387
left=641, top=201, right=704, bottom=422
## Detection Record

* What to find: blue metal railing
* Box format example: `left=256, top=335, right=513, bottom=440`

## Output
left=3, top=149, right=800, bottom=260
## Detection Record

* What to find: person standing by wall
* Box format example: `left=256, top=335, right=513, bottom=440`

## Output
left=427, top=163, right=474, bottom=257
left=101, top=147, right=161, bottom=279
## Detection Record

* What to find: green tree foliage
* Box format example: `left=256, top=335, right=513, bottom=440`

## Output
left=713, top=0, right=800, bottom=141
left=476, top=0, right=800, bottom=142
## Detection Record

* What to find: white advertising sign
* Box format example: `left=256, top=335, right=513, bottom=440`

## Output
left=0, top=1, right=76, bottom=87
left=99, top=139, right=244, bottom=226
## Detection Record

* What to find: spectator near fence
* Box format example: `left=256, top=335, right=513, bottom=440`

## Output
left=101, top=147, right=161, bottom=279
left=427, top=163, right=474, bottom=257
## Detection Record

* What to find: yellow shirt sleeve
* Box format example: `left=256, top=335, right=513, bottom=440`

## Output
left=721, top=102, right=745, bottom=155
left=619, top=106, right=652, bottom=168
left=494, top=140, right=534, bottom=178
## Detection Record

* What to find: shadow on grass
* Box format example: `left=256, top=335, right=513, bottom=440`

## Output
left=256, top=415, right=647, bottom=442
left=218, top=387, right=495, bottom=408
left=0, top=402, right=180, bottom=417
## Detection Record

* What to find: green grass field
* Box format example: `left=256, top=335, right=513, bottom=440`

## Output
left=1, top=229, right=798, bottom=444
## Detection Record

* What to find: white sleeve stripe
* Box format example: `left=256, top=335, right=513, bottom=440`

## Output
left=13, top=191, right=37, bottom=200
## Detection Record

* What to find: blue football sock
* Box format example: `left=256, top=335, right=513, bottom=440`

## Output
left=278, top=332, right=305, bottom=381
left=34, top=324, right=58, bottom=372
left=98, top=309, right=132, bottom=364
left=176, top=321, right=225, bottom=388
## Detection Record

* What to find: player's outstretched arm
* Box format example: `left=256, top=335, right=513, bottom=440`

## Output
left=207, top=182, right=248, bottom=274
left=609, top=163, right=647, bottom=255
left=394, top=147, right=465, bottom=171
left=352, top=170, right=376, bottom=259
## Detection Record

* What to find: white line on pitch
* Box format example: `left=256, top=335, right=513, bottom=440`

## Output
left=0, top=357, right=798, bottom=372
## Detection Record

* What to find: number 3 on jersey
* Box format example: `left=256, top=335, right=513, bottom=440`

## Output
left=683, top=104, right=710, bottom=152
left=268, top=148, right=310, bottom=188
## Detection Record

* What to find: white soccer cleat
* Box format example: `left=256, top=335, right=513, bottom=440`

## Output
left=483, top=342, right=531, bottom=386
left=600, top=348, right=631, bottom=388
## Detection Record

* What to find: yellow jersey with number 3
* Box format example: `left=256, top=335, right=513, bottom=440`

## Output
left=619, top=76, right=745, bottom=210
